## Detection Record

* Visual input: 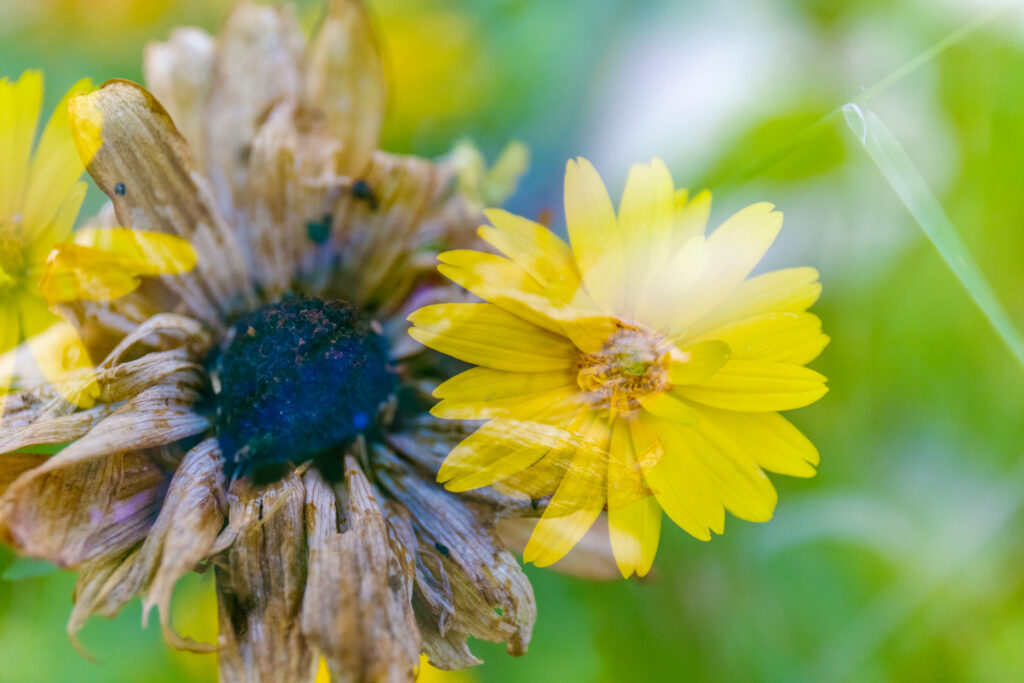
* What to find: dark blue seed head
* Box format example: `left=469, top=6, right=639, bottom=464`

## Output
left=207, top=296, right=395, bottom=482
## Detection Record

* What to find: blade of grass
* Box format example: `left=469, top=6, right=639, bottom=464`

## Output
left=843, top=102, right=1024, bottom=370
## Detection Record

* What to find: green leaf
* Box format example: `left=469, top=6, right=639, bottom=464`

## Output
left=1, top=557, right=59, bottom=581
left=843, top=103, right=1024, bottom=370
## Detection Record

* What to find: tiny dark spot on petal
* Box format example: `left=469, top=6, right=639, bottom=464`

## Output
left=114, top=182, right=126, bottom=196
left=434, top=542, right=450, bottom=557
left=352, top=179, right=379, bottom=211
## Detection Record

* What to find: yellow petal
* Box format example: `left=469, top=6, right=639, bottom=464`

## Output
left=26, top=181, right=86, bottom=266
left=675, top=360, right=828, bottom=412
left=0, top=306, right=19, bottom=424
left=407, top=303, right=576, bottom=372
left=669, top=340, right=731, bottom=385
left=480, top=208, right=581, bottom=300
left=673, top=188, right=711, bottom=249
left=22, top=78, right=92, bottom=246
left=630, top=413, right=723, bottom=540
left=681, top=417, right=778, bottom=522
left=439, top=395, right=587, bottom=491
left=24, top=320, right=99, bottom=409
left=690, top=406, right=819, bottom=477
left=686, top=266, right=822, bottom=340
left=564, top=157, right=624, bottom=312
left=72, top=228, right=197, bottom=276
left=0, top=71, right=43, bottom=221
left=664, top=203, right=784, bottom=335
left=431, top=366, right=577, bottom=420
left=524, top=414, right=609, bottom=567
left=607, top=417, right=661, bottom=578
left=436, top=249, right=617, bottom=352
left=693, top=312, right=828, bottom=364
left=637, top=391, right=699, bottom=425
left=617, top=158, right=675, bottom=312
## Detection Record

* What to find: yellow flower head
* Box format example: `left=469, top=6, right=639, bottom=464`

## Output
left=0, top=71, right=196, bottom=416
left=409, top=157, right=829, bottom=578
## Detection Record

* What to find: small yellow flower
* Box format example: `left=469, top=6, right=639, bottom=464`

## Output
left=0, top=71, right=196, bottom=414
left=409, top=157, right=829, bottom=578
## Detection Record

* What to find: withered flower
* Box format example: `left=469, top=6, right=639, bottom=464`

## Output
left=0, top=1, right=540, bottom=679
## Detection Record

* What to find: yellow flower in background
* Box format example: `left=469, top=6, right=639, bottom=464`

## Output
left=0, top=71, right=196, bottom=415
left=409, top=157, right=829, bottom=578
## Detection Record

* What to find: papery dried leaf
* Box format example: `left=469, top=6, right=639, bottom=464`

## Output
left=0, top=451, right=169, bottom=567
left=144, top=27, right=216, bottom=164
left=304, top=0, right=385, bottom=178
left=300, top=460, right=420, bottom=683
left=376, top=453, right=535, bottom=657
left=206, top=1, right=304, bottom=209
left=140, top=438, right=225, bottom=651
left=68, top=548, right=148, bottom=654
left=67, top=79, right=253, bottom=324
left=217, top=471, right=315, bottom=683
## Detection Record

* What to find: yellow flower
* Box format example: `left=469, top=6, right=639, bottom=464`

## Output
left=409, top=157, right=829, bottom=578
left=0, top=71, right=196, bottom=416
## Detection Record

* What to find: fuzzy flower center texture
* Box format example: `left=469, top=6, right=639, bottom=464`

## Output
left=576, top=324, right=672, bottom=413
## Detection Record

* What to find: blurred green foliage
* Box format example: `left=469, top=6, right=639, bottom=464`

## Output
left=3, top=0, right=1024, bottom=681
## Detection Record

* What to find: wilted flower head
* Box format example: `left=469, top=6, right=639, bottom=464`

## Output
left=0, top=1, right=539, bottom=680
left=410, top=158, right=829, bottom=578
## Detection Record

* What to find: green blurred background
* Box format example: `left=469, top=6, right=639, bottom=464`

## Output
left=3, top=0, right=1024, bottom=680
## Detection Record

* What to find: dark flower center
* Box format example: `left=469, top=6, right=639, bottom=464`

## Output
left=207, top=296, right=395, bottom=482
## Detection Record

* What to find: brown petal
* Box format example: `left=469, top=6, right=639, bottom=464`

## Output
left=11, top=378, right=208, bottom=481
left=144, top=27, right=216, bottom=166
left=299, top=460, right=420, bottom=683
left=375, top=451, right=536, bottom=659
left=68, top=80, right=254, bottom=324
left=216, top=471, right=315, bottom=683
left=244, top=101, right=345, bottom=297
left=0, top=450, right=170, bottom=567
left=497, top=517, right=622, bottom=582
left=0, top=452, right=47, bottom=497
left=329, top=152, right=447, bottom=311
left=140, top=438, right=226, bottom=651
left=0, top=403, right=119, bottom=455
left=67, top=548, right=149, bottom=655
left=304, top=0, right=386, bottom=178
left=206, top=1, right=304, bottom=209
left=98, top=312, right=212, bottom=369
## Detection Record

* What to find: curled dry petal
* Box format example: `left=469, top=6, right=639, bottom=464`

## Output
left=0, top=451, right=170, bottom=567
left=375, top=449, right=536, bottom=661
left=144, top=27, right=216, bottom=165
left=206, top=1, right=304, bottom=209
left=67, top=79, right=254, bottom=324
left=300, top=460, right=420, bottom=683
left=304, top=0, right=386, bottom=178
left=216, top=471, right=315, bottom=683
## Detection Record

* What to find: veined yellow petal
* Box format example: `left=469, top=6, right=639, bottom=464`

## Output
left=617, top=158, right=675, bottom=312
left=439, top=395, right=587, bottom=490
left=634, top=233, right=709, bottom=329
left=437, top=249, right=617, bottom=353
left=675, top=360, right=828, bottom=412
left=608, top=417, right=661, bottom=578
left=480, top=208, right=581, bottom=298
left=22, top=78, right=92, bottom=245
left=72, top=228, right=197, bottom=276
left=0, top=306, right=18, bottom=423
left=630, top=413, right=723, bottom=540
left=685, top=266, right=822, bottom=340
left=693, top=312, right=828, bottom=364
left=664, top=203, right=784, bottom=336
left=0, top=71, right=43, bottom=222
left=679, top=418, right=777, bottom=522
left=669, top=340, right=731, bottom=385
left=637, top=391, right=699, bottom=425
left=524, top=414, right=609, bottom=567
left=692, top=405, right=819, bottom=477
left=431, top=366, right=577, bottom=420
left=564, top=157, right=624, bottom=312
left=408, top=303, right=577, bottom=372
